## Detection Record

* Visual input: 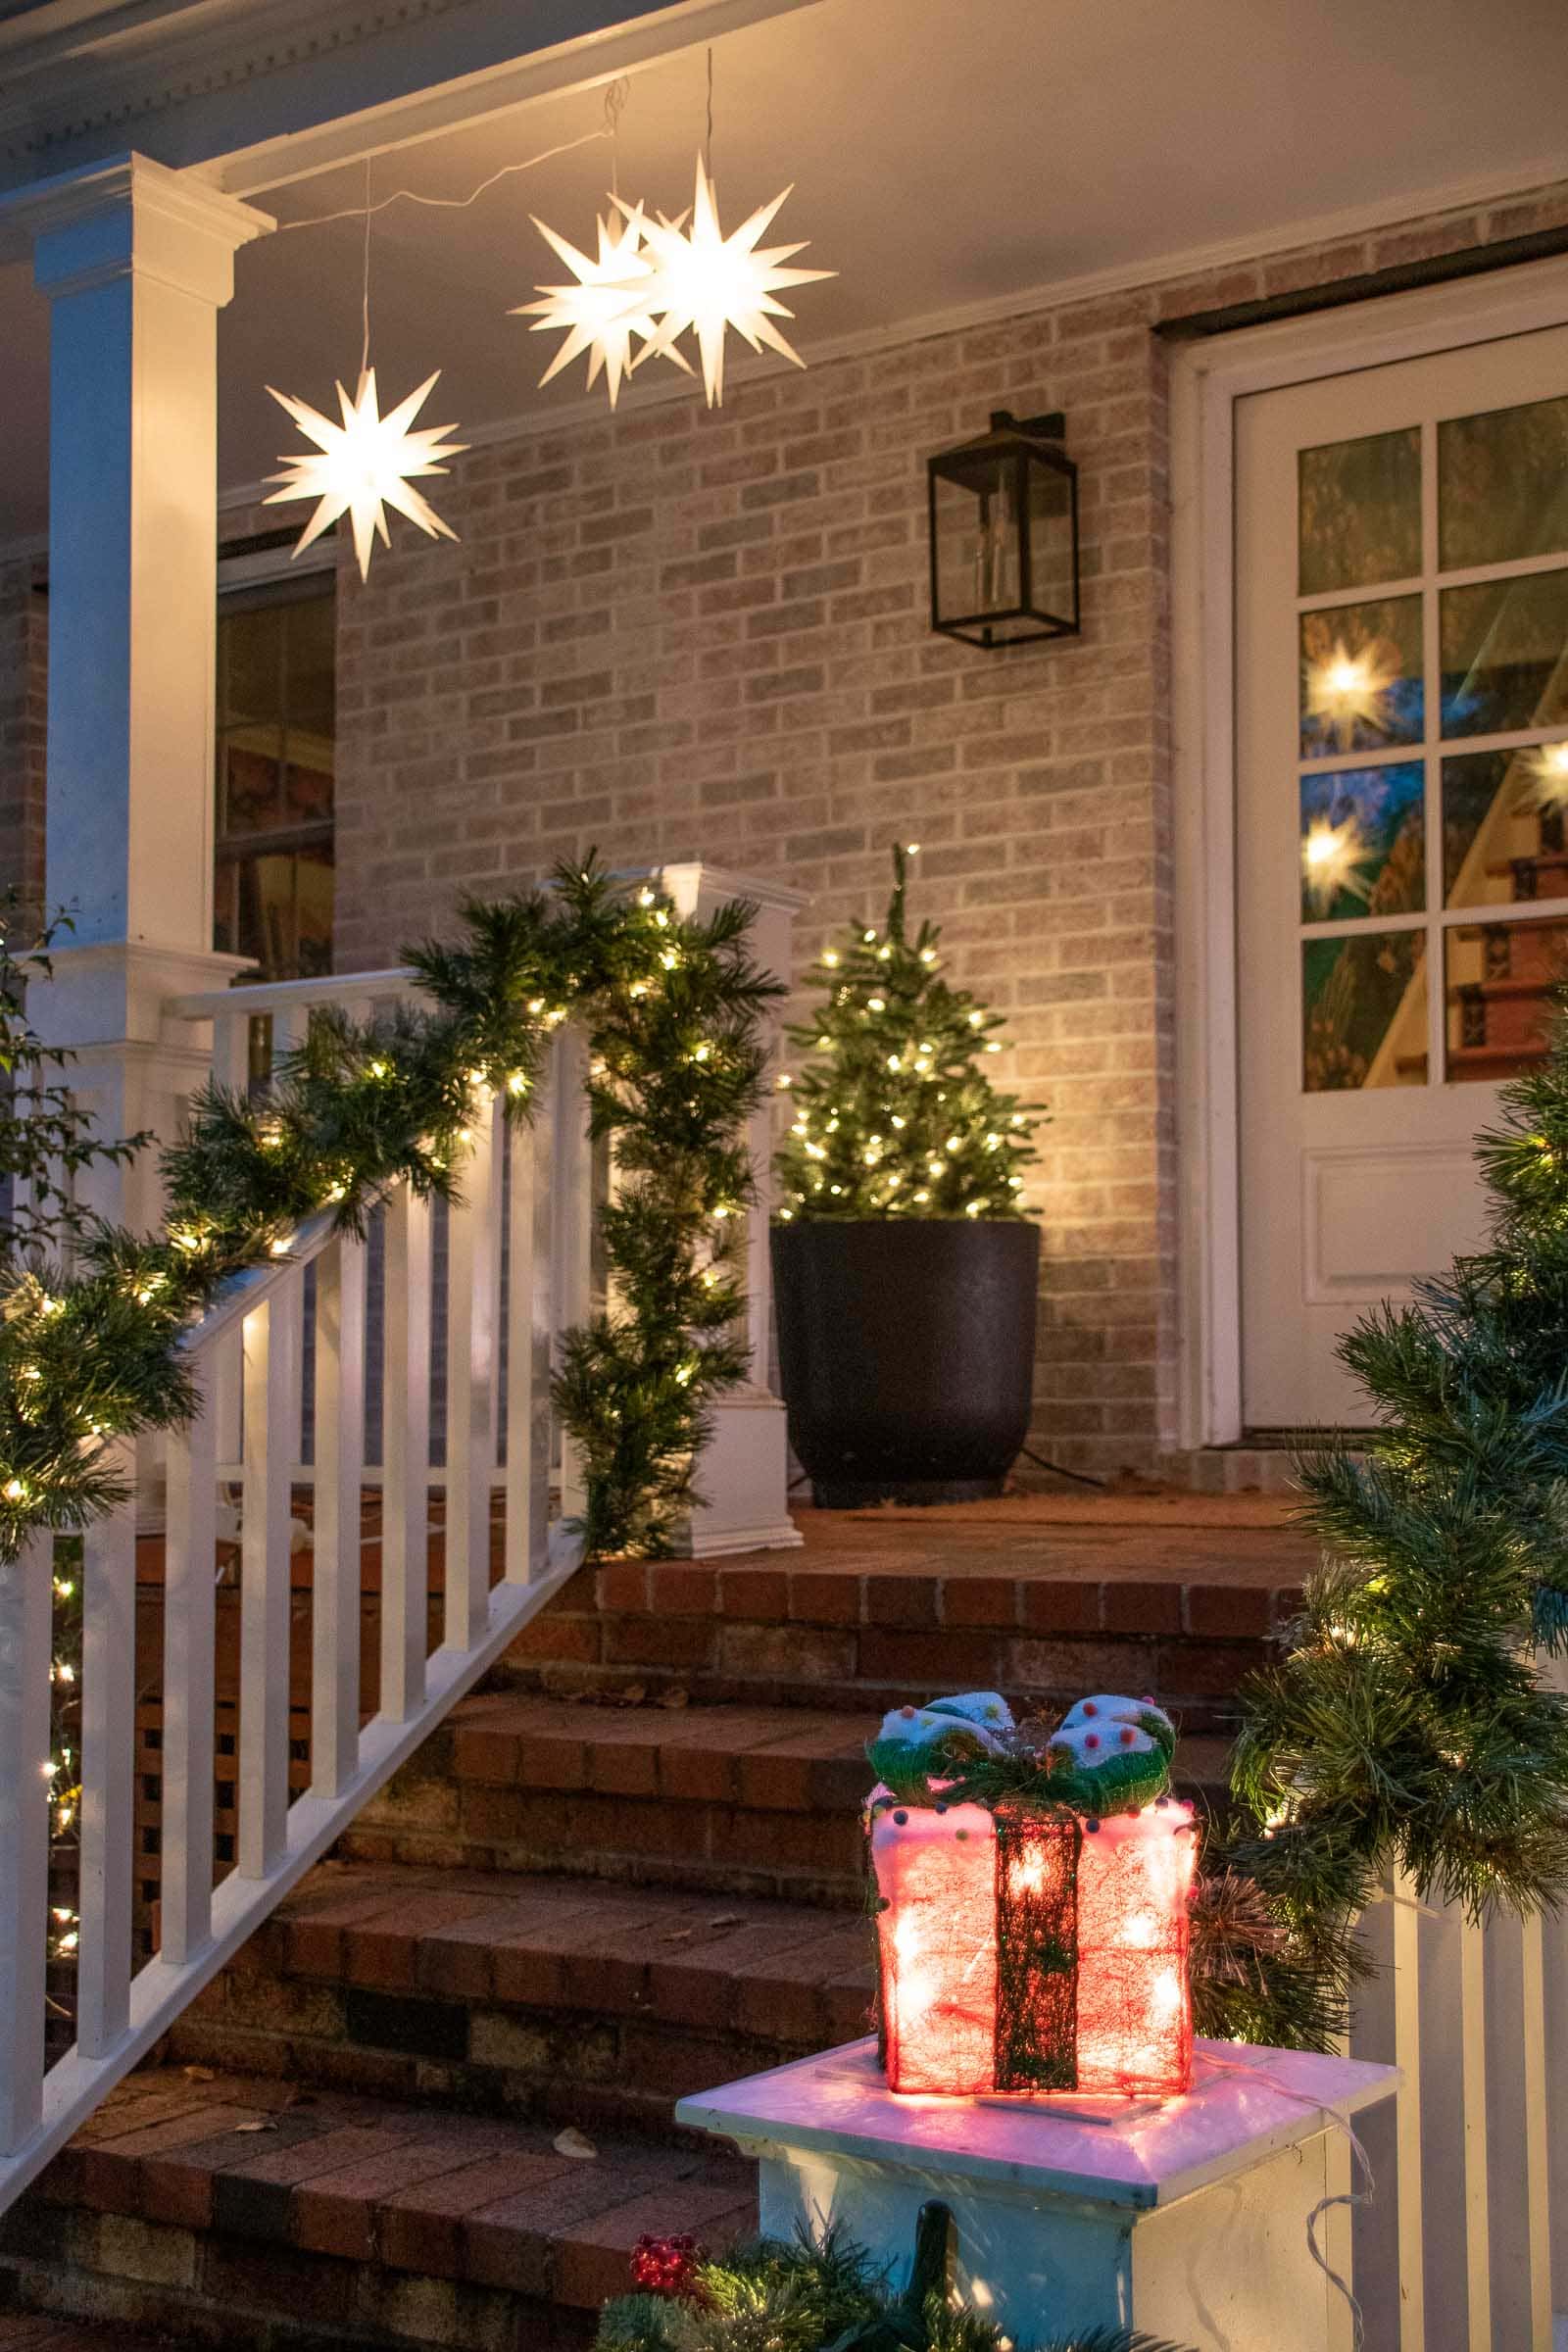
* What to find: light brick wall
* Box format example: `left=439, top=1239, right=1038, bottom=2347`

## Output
left=0, top=566, right=46, bottom=922
left=6, top=174, right=1568, bottom=1477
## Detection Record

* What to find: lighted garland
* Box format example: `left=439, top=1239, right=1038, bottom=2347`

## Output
left=596, top=2215, right=1196, bottom=2352
left=0, top=858, right=781, bottom=1567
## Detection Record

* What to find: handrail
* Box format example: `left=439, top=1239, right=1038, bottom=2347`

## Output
left=176, top=1205, right=340, bottom=1354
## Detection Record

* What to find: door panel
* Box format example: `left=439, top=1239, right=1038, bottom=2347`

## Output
left=1236, top=325, right=1568, bottom=1427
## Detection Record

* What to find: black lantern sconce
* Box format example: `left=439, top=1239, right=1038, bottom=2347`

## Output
left=928, top=410, right=1079, bottom=649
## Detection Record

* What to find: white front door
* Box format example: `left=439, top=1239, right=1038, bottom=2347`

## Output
left=1236, top=325, right=1568, bottom=1427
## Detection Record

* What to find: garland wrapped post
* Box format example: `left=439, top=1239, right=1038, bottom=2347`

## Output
left=1216, top=996, right=1568, bottom=2045
left=0, top=856, right=782, bottom=1567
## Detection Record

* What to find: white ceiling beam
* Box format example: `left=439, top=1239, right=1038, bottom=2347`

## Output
left=214, top=0, right=825, bottom=194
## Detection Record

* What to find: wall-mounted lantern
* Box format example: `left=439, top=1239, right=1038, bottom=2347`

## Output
left=927, top=410, right=1079, bottom=649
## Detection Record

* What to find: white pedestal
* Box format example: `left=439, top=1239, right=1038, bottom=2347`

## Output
left=676, top=2037, right=1397, bottom=2352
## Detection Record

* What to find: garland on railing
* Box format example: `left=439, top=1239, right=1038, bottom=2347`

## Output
left=0, top=858, right=782, bottom=1567
left=1212, top=999, right=1568, bottom=2048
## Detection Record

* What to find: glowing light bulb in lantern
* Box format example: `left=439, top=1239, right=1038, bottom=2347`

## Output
left=624, top=157, right=835, bottom=409
left=266, top=369, right=466, bottom=581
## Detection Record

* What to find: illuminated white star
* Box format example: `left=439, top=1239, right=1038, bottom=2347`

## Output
left=1305, top=640, right=1397, bottom=747
left=1526, top=741, right=1568, bottom=812
left=514, top=205, right=689, bottom=408
left=623, top=156, right=834, bottom=408
left=265, top=368, right=466, bottom=581
left=1302, top=812, right=1371, bottom=912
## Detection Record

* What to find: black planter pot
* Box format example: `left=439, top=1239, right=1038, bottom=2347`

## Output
left=771, top=1218, right=1041, bottom=1509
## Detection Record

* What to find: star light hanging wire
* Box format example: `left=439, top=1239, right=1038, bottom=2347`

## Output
left=265, top=159, right=466, bottom=580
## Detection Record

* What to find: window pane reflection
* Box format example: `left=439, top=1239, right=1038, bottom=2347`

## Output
left=1439, top=395, right=1568, bottom=572
left=1303, top=930, right=1427, bottom=1092
left=1440, top=567, right=1568, bottom=738
left=1299, top=762, right=1424, bottom=923
left=1446, top=915, right=1568, bottom=1081
left=1299, top=595, right=1424, bottom=758
left=1298, top=426, right=1421, bottom=597
left=1443, top=744, right=1568, bottom=906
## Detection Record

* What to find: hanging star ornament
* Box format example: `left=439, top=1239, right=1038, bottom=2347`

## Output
left=514, top=203, right=691, bottom=409
left=265, top=368, right=466, bottom=581
left=625, top=157, right=835, bottom=408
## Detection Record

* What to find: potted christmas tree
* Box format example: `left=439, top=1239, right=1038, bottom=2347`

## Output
left=772, top=846, right=1043, bottom=1506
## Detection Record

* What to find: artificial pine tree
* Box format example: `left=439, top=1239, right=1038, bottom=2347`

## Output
left=775, top=847, right=1041, bottom=1221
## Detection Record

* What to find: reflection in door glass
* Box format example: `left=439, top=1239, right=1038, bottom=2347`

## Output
left=1440, top=567, right=1568, bottom=737
left=1302, top=931, right=1427, bottom=1092
left=1299, top=596, right=1424, bottom=758
left=1298, top=762, right=1424, bottom=923
left=1439, top=395, right=1568, bottom=571
left=1298, top=426, right=1421, bottom=597
left=1443, top=744, right=1568, bottom=906
left=1446, top=916, right=1568, bottom=1083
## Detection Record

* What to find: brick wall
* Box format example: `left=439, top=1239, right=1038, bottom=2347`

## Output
left=6, top=174, right=1568, bottom=1477
left=0, top=564, right=46, bottom=921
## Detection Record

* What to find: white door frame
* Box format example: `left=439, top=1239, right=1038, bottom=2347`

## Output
left=1170, top=252, right=1568, bottom=1448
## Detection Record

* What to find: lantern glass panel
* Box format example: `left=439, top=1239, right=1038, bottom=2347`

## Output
left=1026, top=452, right=1077, bottom=633
left=933, top=460, right=1024, bottom=630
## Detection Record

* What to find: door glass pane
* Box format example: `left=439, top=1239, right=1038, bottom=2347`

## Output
left=1443, top=744, right=1568, bottom=906
left=1440, top=567, right=1568, bottom=737
left=1298, top=427, right=1421, bottom=596
left=1438, top=394, right=1568, bottom=571
left=1299, top=761, right=1425, bottom=922
left=1302, top=930, right=1427, bottom=1092
left=1299, top=595, right=1423, bottom=758
left=1446, top=915, right=1568, bottom=1080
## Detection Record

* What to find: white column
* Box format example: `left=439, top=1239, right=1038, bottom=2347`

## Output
left=657, top=863, right=806, bottom=1558
left=0, top=153, right=270, bottom=1234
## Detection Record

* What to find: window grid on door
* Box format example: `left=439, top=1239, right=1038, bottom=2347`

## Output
left=1294, top=390, right=1568, bottom=1092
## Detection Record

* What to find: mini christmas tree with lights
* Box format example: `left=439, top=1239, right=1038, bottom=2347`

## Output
left=775, top=847, right=1042, bottom=1221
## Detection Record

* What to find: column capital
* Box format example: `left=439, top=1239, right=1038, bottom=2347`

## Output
left=0, top=151, right=270, bottom=304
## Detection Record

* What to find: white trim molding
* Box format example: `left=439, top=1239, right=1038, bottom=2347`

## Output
left=1170, top=249, right=1568, bottom=1449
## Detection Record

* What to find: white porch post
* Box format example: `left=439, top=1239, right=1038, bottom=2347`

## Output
left=658, top=863, right=806, bottom=1558
left=0, top=154, right=270, bottom=1232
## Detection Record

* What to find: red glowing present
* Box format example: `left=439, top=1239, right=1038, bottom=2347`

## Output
left=868, top=1691, right=1197, bottom=2101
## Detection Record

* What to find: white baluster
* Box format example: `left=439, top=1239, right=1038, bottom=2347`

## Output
left=1391, top=1865, right=1426, bottom=2352
left=76, top=1453, right=136, bottom=2057
left=312, top=1232, right=366, bottom=1798
left=1461, top=1913, right=1493, bottom=2351
left=506, top=1091, right=553, bottom=1585
left=210, top=1006, right=251, bottom=1473
left=445, top=1095, right=497, bottom=1650
left=160, top=1365, right=218, bottom=1964
left=0, top=1532, right=54, bottom=2153
left=239, top=1290, right=295, bottom=1878
left=381, top=1186, right=431, bottom=1719
left=553, top=1029, right=594, bottom=1527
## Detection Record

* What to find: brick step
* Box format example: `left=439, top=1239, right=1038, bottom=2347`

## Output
left=500, top=1524, right=1307, bottom=1730
left=337, top=1695, right=1234, bottom=1903
left=0, top=2318, right=193, bottom=2351
left=1, top=2069, right=754, bottom=2352
left=164, top=1863, right=877, bottom=2138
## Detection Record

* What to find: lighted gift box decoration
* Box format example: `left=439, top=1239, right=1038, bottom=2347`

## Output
left=868, top=1691, right=1198, bottom=2099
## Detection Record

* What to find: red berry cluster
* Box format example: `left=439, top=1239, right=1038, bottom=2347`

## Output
left=630, top=2232, right=703, bottom=2298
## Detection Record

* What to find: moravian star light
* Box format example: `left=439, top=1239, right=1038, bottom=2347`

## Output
left=514, top=204, right=690, bottom=409
left=265, top=368, right=466, bottom=581
left=618, top=156, right=834, bottom=408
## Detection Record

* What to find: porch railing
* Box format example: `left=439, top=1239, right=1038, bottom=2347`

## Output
left=0, top=972, right=595, bottom=2210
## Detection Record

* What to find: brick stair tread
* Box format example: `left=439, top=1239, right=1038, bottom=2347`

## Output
left=24, top=2066, right=756, bottom=2318
left=253, top=1859, right=880, bottom=2043
left=440, top=1693, right=1236, bottom=1804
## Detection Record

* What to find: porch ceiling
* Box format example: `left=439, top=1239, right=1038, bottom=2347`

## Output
left=2, top=0, right=1567, bottom=542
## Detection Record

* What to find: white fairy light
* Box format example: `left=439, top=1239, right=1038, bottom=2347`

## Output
left=266, top=369, right=466, bottom=581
